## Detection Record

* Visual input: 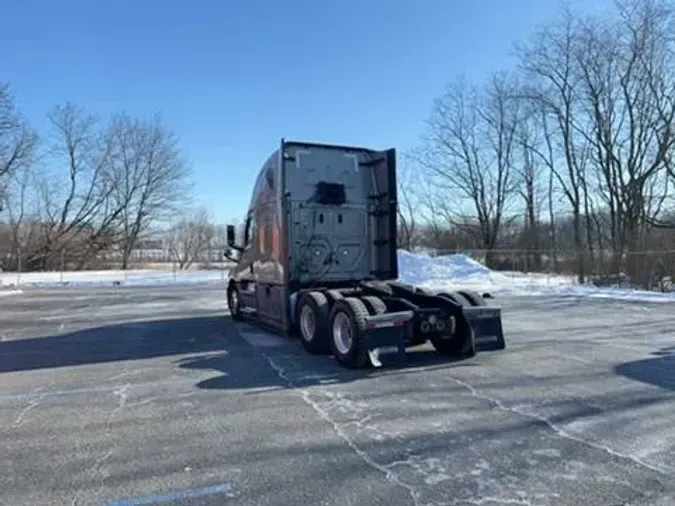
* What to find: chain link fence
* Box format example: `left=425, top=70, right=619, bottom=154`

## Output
left=2, top=246, right=674, bottom=292
left=1, top=247, right=234, bottom=271
left=423, top=248, right=675, bottom=292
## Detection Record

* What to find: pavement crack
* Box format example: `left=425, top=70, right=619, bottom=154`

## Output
left=385, top=456, right=452, bottom=486
left=12, top=388, right=46, bottom=428
left=107, top=384, right=130, bottom=426
left=105, top=369, right=137, bottom=382
left=89, top=383, right=131, bottom=484
left=263, top=353, right=425, bottom=506
left=447, top=375, right=673, bottom=476
left=91, top=450, right=114, bottom=475
left=345, top=414, right=374, bottom=428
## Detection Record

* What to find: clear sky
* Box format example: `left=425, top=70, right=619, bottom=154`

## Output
left=1, top=0, right=613, bottom=223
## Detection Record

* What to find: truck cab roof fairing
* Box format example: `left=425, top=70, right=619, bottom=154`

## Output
left=247, top=149, right=280, bottom=214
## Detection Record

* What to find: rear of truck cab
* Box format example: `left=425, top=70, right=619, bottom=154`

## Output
left=226, top=139, right=506, bottom=368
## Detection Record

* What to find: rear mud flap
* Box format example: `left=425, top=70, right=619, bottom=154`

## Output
left=362, top=311, right=414, bottom=367
left=364, top=326, right=409, bottom=367
left=463, top=307, right=506, bottom=351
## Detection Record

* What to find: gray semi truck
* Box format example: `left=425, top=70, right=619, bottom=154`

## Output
left=224, top=139, right=505, bottom=368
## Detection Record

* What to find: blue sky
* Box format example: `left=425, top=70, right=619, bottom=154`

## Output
left=1, top=0, right=613, bottom=222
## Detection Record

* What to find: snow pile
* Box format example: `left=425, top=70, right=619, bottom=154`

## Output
left=397, top=250, right=675, bottom=303
left=397, top=250, right=505, bottom=285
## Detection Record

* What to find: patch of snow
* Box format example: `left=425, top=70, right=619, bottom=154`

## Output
left=0, top=289, right=23, bottom=297
left=0, top=269, right=226, bottom=289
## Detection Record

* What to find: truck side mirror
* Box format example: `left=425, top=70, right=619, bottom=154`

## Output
left=225, top=224, right=243, bottom=256
left=226, top=225, right=236, bottom=247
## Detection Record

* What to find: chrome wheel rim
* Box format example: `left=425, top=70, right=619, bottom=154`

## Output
left=333, top=312, right=352, bottom=355
left=229, top=290, right=238, bottom=313
left=300, top=305, right=316, bottom=342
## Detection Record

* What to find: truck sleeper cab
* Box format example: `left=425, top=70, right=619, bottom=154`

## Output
left=225, top=139, right=505, bottom=368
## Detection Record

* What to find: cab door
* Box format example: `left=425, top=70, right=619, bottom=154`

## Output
left=237, top=211, right=258, bottom=314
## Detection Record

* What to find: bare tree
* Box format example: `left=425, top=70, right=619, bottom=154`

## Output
left=28, top=103, right=119, bottom=269
left=420, top=73, right=520, bottom=265
left=167, top=208, right=215, bottom=269
left=516, top=8, right=592, bottom=282
left=515, top=106, right=547, bottom=269
left=396, top=154, right=421, bottom=251
left=0, top=83, right=37, bottom=196
left=106, top=114, right=193, bottom=269
left=1, top=162, right=39, bottom=270
left=571, top=0, right=675, bottom=280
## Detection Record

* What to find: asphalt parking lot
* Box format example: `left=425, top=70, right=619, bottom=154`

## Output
left=1, top=284, right=674, bottom=506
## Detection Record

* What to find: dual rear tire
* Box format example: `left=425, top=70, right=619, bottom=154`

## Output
left=430, top=291, right=477, bottom=357
left=240, top=286, right=481, bottom=365
left=329, top=297, right=371, bottom=368
left=296, top=291, right=331, bottom=354
left=296, top=292, right=385, bottom=368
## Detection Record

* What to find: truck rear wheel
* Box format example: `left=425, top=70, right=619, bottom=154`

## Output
left=325, top=289, right=344, bottom=304
left=297, top=291, right=331, bottom=354
left=431, top=293, right=476, bottom=358
left=457, top=290, right=487, bottom=306
left=361, top=295, right=386, bottom=315
left=438, top=291, right=472, bottom=306
left=329, top=297, right=370, bottom=368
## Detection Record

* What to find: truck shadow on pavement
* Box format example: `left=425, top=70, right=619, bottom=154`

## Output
left=0, top=314, right=478, bottom=393
left=0, top=315, right=231, bottom=373
left=615, top=346, right=675, bottom=391
left=178, top=331, right=482, bottom=392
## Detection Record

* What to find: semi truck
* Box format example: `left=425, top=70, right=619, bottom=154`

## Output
left=224, top=139, right=505, bottom=368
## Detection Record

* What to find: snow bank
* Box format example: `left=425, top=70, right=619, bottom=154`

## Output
left=397, top=250, right=499, bottom=284
left=397, top=250, right=675, bottom=303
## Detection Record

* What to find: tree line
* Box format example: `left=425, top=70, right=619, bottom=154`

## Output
left=3, top=0, right=675, bottom=291
left=397, top=0, right=675, bottom=290
left=0, top=85, right=207, bottom=271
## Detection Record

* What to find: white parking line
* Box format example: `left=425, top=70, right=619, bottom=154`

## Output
left=102, top=483, right=236, bottom=505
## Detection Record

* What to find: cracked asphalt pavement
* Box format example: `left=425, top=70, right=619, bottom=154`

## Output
left=1, top=283, right=674, bottom=505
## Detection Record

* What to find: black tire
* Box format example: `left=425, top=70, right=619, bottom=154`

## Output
left=361, top=295, right=387, bottom=315
left=430, top=292, right=476, bottom=358
left=325, top=289, right=344, bottom=304
left=457, top=290, right=487, bottom=306
left=438, top=291, right=472, bottom=306
left=228, top=284, right=243, bottom=321
left=329, top=297, right=370, bottom=368
left=296, top=291, right=331, bottom=354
